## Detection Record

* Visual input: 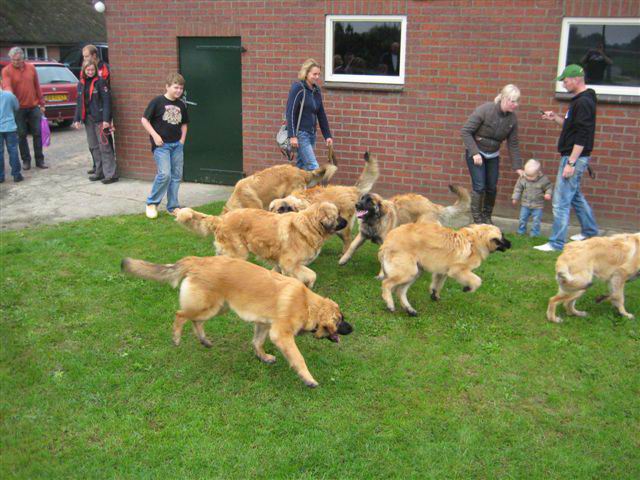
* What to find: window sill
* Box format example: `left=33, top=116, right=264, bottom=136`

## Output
left=555, top=92, right=640, bottom=105
left=323, top=82, right=404, bottom=92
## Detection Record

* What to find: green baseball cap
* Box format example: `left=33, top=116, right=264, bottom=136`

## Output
left=556, top=64, right=584, bottom=80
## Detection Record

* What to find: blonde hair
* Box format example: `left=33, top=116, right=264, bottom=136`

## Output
left=82, top=60, right=98, bottom=77
left=165, top=73, right=185, bottom=86
left=297, top=58, right=321, bottom=81
left=494, top=84, right=521, bottom=104
left=524, top=159, right=541, bottom=176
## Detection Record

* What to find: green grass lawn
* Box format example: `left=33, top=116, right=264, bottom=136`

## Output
left=1, top=203, right=638, bottom=479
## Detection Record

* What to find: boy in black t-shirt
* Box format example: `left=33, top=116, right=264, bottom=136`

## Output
left=141, top=73, right=189, bottom=218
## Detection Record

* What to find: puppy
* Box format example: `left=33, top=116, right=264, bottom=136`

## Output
left=338, top=185, right=471, bottom=266
left=174, top=203, right=347, bottom=288
left=547, top=233, right=640, bottom=323
left=378, top=223, right=511, bottom=316
left=223, top=163, right=337, bottom=213
left=121, top=255, right=352, bottom=387
left=269, top=151, right=380, bottom=254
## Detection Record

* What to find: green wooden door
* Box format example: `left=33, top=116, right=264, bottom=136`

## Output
left=179, top=37, right=244, bottom=184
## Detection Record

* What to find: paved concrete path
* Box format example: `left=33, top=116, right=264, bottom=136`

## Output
left=0, top=127, right=233, bottom=231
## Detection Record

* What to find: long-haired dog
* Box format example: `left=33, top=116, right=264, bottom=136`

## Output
left=121, top=255, right=352, bottom=387
left=378, top=223, right=511, bottom=316
left=174, top=203, right=347, bottom=288
left=547, top=233, right=640, bottom=323
left=222, top=163, right=337, bottom=213
left=268, top=151, right=379, bottom=254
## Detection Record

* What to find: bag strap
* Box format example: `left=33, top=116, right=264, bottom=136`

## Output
left=294, top=81, right=306, bottom=136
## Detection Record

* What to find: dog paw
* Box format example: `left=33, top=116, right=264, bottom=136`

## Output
left=595, top=295, right=608, bottom=304
left=548, top=316, right=563, bottom=324
left=406, top=309, right=418, bottom=317
left=618, top=312, right=634, bottom=319
left=259, top=354, right=276, bottom=364
left=462, top=286, right=472, bottom=292
left=200, top=338, right=213, bottom=348
left=304, top=380, right=319, bottom=388
left=430, top=290, right=440, bottom=301
left=375, top=274, right=385, bottom=281
left=172, top=337, right=181, bottom=346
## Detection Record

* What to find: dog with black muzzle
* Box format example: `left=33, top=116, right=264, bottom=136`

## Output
left=121, top=255, right=352, bottom=387
left=174, top=203, right=347, bottom=288
left=339, top=185, right=470, bottom=267
left=378, top=223, right=511, bottom=316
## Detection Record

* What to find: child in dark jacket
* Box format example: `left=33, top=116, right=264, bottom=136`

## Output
left=72, top=61, right=117, bottom=183
left=512, top=159, right=553, bottom=237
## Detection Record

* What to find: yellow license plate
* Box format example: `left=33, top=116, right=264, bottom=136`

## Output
left=46, top=94, right=68, bottom=102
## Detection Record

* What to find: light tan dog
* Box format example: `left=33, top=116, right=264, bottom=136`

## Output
left=338, top=184, right=471, bottom=267
left=546, top=233, right=640, bottom=323
left=222, top=163, right=338, bottom=213
left=174, top=203, right=348, bottom=288
left=268, top=151, right=379, bottom=254
left=378, top=223, right=511, bottom=316
left=121, top=255, right=353, bottom=387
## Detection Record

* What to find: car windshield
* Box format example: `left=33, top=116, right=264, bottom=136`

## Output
left=36, top=65, right=78, bottom=84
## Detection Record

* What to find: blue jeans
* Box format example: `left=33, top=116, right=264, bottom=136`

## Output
left=0, top=131, right=21, bottom=180
left=518, top=206, right=543, bottom=237
left=296, top=130, right=319, bottom=171
left=465, top=152, right=499, bottom=194
left=146, top=142, right=184, bottom=212
left=548, top=156, right=598, bottom=250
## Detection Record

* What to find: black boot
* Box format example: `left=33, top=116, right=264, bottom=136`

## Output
left=481, top=192, right=496, bottom=224
left=470, top=191, right=484, bottom=224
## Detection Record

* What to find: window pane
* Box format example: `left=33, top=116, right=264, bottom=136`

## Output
left=566, top=23, right=640, bottom=87
left=35, top=66, right=78, bottom=84
left=332, top=21, right=402, bottom=76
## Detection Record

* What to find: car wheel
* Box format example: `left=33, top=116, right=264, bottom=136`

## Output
left=58, top=120, right=73, bottom=128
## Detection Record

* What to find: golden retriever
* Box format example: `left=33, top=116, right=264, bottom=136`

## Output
left=223, top=163, right=338, bottom=213
left=338, top=185, right=471, bottom=266
left=378, top=223, right=511, bottom=316
left=121, top=255, right=353, bottom=387
left=268, top=151, right=379, bottom=254
left=174, top=203, right=347, bottom=288
left=546, top=233, right=640, bottom=323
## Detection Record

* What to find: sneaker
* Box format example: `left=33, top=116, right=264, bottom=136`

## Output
left=146, top=204, right=158, bottom=219
left=14, top=175, right=24, bottom=183
left=533, top=243, right=559, bottom=252
left=101, top=177, right=119, bottom=184
left=570, top=233, right=588, bottom=242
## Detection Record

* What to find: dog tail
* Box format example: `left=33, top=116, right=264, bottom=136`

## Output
left=355, top=151, right=380, bottom=195
left=306, top=163, right=338, bottom=187
left=440, top=185, right=471, bottom=221
left=121, top=258, right=188, bottom=288
left=174, top=207, right=221, bottom=237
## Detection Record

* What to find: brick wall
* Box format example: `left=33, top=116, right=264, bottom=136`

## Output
left=106, top=0, right=640, bottom=227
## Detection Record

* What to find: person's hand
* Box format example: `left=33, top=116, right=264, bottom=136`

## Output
left=179, top=139, right=185, bottom=145
left=72, top=121, right=81, bottom=129
left=544, top=194, right=552, bottom=201
left=542, top=111, right=556, bottom=121
left=512, top=199, right=517, bottom=206
left=516, top=169, right=524, bottom=177
left=153, top=135, right=164, bottom=147
left=473, top=154, right=483, bottom=166
left=290, top=137, right=298, bottom=149
left=326, top=137, right=333, bottom=147
left=562, top=164, right=575, bottom=178
left=110, top=121, right=116, bottom=133
left=39, top=106, right=46, bottom=114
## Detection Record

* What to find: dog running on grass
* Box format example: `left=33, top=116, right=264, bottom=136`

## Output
left=121, top=255, right=352, bottom=387
left=378, top=223, right=511, bottom=316
left=546, top=233, right=640, bottom=323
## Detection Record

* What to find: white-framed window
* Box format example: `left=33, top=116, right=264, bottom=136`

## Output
left=557, top=17, right=640, bottom=96
left=22, top=46, right=48, bottom=60
left=325, top=15, right=407, bottom=85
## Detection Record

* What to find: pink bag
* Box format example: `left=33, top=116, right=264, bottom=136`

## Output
left=40, top=116, right=51, bottom=147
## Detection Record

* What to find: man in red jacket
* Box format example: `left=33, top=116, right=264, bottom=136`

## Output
left=1, top=47, right=48, bottom=170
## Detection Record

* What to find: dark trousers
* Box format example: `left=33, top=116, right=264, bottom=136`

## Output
left=15, top=107, right=44, bottom=166
left=465, top=152, right=500, bottom=194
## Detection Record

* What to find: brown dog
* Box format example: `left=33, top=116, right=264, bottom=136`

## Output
left=121, top=255, right=353, bottom=387
left=223, top=163, right=338, bottom=213
left=174, top=203, right=347, bottom=288
left=378, top=223, right=511, bottom=316
left=546, top=233, right=640, bottom=323
left=268, top=151, right=380, bottom=254
left=338, top=185, right=471, bottom=268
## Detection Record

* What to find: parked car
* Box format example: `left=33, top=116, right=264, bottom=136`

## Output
left=60, top=43, right=109, bottom=79
left=0, top=60, right=79, bottom=127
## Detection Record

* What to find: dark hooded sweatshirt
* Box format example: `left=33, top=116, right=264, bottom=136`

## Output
left=557, top=88, right=597, bottom=157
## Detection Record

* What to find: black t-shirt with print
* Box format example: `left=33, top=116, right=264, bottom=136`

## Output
left=143, top=95, right=189, bottom=150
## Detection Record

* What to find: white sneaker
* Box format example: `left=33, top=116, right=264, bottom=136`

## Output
left=570, top=233, right=588, bottom=241
left=533, top=243, right=558, bottom=252
left=145, top=204, right=158, bottom=219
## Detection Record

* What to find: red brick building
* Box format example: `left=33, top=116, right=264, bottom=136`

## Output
left=105, top=0, right=639, bottom=228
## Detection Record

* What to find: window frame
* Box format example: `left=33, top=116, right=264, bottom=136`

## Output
left=22, top=46, right=48, bottom=61
left=324, top=14, right=407, bottom=85
left=557, top=17, right=640, bottom=97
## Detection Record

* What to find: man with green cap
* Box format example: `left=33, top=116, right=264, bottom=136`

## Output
left=534, top=64, right=599, bottom=252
